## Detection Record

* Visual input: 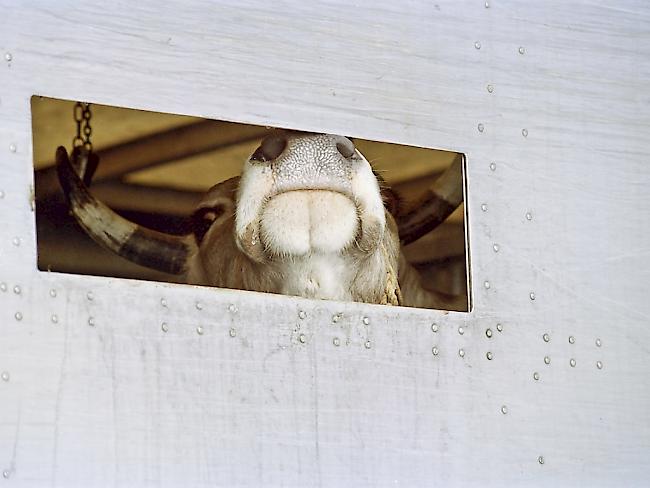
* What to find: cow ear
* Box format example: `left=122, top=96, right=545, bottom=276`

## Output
left=381, top=186, right=401, bottom=217
left=191, top=205, right=227, bottom=244
left=372, top=169, right=401, bottom=217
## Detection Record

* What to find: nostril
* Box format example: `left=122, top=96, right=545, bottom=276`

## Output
left=260, top=135, right=287, bottom=161
left=335, top=137, right=356, bottom=158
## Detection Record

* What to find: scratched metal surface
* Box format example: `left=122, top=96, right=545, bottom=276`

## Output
left=0, top=0, right=649, bottom=486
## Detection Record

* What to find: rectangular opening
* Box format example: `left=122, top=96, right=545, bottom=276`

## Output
left=33, top=96, right=471, bottom=311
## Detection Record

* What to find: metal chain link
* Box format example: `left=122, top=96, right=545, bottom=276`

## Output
left=72, top=102, right=93, bottom=152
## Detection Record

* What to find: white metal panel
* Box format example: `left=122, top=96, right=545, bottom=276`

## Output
left=1, top=0, right=649, bottom=486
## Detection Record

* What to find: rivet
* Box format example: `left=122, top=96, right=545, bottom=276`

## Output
left=519, top=46, right=526, bottom=55
left=333, top=337, right=341, bottom=347
left=14, top=312, right=22, bottom=321
left=0, top=283, right=6, bottom=292
left=483, top=280, right=490, bottom=289
left=49, top=288, right=57, bottom=297
left=362, top=316, right=370, bottom=325
left=477, top=123, right=485, bottom=133
left=474, top=41, right=482, bottom=50
left=1, top=371, right=9, bottom=381
left=481, top=203, right=488, bottom=212
left=432, top=346, right=439, bottom=356
left=543, top=333, right=550, bottom=342
left=299, top=333, right=307, bottom=343
left=160, top=298, right=167, bottom=307
left=431, top=323, right=439, bottom=333
left=486, top=84, right=494, bottom=93
left=88, top=317, right=95, bottom=326
left=501, top=405, right=508, bottom=414
left=196, top=326, right=204, bottom=335
left=492, top=243, right=500, bottom=252
left=1, top=470, right=8, bottom=479
left=195, top=301, right=202, bottom=311
left=86, top=291, right=94, bottom=301
left=496, top=323, right=503, bottom=332
left=12, top=236, right=20, bottom=246
left=533, top=372, right=540, bottom=381
left=228, top=303, right=237, bottom=313
left=568, top=335, right=575, bottom=344
left=538, top=456, right=544, bottom=465
left=51, top=314, right=58, bottom=324
left=595, top=338, right=602, bottom=347
left=485, top=328, right=493, bottom=338
left=298, top=310, right=307, bottom=319
left=570, top=358, right=576, bottom=367
left=484, top=1, right=490, bottom=7
left=161, top=322, right=169, bottom=333
left=596, top=360, right=603, bottom=369
left=486, top=351, right=493, bottom=360
left=13, top=285, right=20, bottom=294
left=522, top=128, right=528, bottom=137
left=458, top=348, right=465, bottom=358
left=9, top=143, right=17, bottom=153
left=526, top=212, right=533, bottom=221
left=489, top=162, right=497, bottom=171
left=4, top=52, right=12, bottom=62
left=229, top=327, right=237, bottom=338
left=529, top=291, right=536, bottom=300
left=458, top=326, right=464, bottom=335
left=364, top=340, right=372, bottom=349
left=544, top=356, right=551, bottom=365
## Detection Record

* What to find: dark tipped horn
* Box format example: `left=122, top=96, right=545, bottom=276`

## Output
left=55, top=146, right=192, bottom=275
left=398, top=153, right=464, bottom=245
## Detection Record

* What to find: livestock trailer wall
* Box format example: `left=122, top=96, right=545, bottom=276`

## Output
left=1, top=1, right=649, bottom=486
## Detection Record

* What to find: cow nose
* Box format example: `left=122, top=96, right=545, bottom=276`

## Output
left=257, top=133, right=287, bottom=161
left=335, top=136, right=356, bottom=158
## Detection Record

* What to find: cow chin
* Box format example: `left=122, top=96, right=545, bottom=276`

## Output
left=259, top=190, right=359, bottom=257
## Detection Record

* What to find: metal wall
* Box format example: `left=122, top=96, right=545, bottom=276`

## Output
left=1, top=0, right=649, bottom=486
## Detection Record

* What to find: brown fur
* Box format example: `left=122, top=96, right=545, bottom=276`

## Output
left=186, top=177, right=463, bottom=311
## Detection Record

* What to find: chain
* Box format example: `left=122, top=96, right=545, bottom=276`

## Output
left=72, top=102, right=93, bottom=152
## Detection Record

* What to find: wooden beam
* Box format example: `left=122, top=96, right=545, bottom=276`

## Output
left=35, top=120, right=268, bottom=198
left=91, top=182, right=203, bottom=216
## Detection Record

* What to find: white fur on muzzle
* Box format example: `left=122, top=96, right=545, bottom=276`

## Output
left=235, top=131, right=386, bottom=262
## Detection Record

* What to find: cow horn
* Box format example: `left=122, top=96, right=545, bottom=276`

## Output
left=397, top=154, right=464, bottom=245
left=55, top=146, right=193, bottom=275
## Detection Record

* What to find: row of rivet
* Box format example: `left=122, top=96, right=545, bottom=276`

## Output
left=543, top=333, right=603, bottom=348
left=3, top=61, right=12, bottom=293
left=541, top=333, right=604, bottom=370
left=475, top=16, right=549, bottom=467
left=478, top=31, right=531, bottom=307
left=158, top=321, right=238, bottom=338
left=4, top=50, right=16, bottom=328
left=481, top=204, right=533, bottom=223
left=475, top=30, right=526, bottom=134
left=160, top=298, right=239, bottom=314
left=474, top=40, right=526, bottom=55
left=3, top=283, right=26, bottom=321
left=9, top=290, right=379, bottom=346
left=430, top=323, right=503, bottom=360
left=477, top=124, right=529, bottom=137
left=51, top=289, right=58, bottom=326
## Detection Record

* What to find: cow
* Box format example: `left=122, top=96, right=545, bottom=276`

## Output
left=56, top=130, right=465, bottom=310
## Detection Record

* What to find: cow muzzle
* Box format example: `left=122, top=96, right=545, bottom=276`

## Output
left=235, top=130, right=386, bottom=262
